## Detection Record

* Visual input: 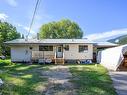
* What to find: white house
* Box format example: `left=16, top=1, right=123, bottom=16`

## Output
left=5, top=39, right=118, bottom=64
left=5, top=39, right=94, bottom=64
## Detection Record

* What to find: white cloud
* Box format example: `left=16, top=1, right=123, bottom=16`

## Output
left=5, top=0, right=17, bottom=7
left=14, top=22, right=35, bottom=33
left=84, top=28, right=127, bottom=41
left=23, top=26, right=35, bottom=34
left=30, top=14, right=53, bottom=29
left=26, top=14, right=53, bottom=36
left=13, top=21, right=36, bottom=35
left=0, top=13, right=8, bottom=21
left=12, top=22, right=36, bottom=39
left=17, top=23, right=23, bottom=27
left=27, top=0, right=53, bottom=32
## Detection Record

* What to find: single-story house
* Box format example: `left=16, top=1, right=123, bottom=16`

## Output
left=5, top=39, right=95, bottom=64
left=97, top=45, right=127, bottom=71
left=5, top=39, right=118, bottom=64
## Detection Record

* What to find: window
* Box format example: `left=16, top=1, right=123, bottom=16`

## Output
left=79, top=45, right=88, bottom=52
left=58, top=47, right=62, bottom=52
left=64, top=45, right=69, bottom=51
left=29, top=47, right=33, bottom=50
left=39, top=46, right=53, bottom=51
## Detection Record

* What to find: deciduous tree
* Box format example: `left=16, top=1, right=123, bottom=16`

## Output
left=39, top=19, right=83, bottom=39
left=0, top=20, right=20, bottom=55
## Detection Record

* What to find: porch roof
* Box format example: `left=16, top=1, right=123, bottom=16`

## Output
left=94, top=41, right=118, bottom=47
left=5, top=38, right=94, bottom=44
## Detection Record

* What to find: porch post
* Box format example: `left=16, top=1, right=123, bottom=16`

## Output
left=62, top=46, right=64, bottom=64
left=54, top=46, right=57, bottom=64
left=29, top=48, right=32, bottom=64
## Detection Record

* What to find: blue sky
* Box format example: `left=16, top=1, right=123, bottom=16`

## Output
left=0, top=0, right=127, bottom=41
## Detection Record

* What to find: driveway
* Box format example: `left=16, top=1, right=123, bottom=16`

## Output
left=109, top=71, right=127, bottom=95
left=41, top=65, right=76, bottom=95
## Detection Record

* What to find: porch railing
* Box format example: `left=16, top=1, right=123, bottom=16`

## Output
left=31, top=50, right=65, bottom=64
left=31, top=51, right=55, bottom=60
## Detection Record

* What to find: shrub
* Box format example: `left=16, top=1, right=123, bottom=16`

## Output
left=0, top=60, right=12, bottom=66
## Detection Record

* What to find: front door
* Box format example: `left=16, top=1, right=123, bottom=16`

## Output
left=56, top=46, right=63, bottom=58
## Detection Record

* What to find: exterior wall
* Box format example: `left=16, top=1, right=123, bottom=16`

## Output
left=32, top=46, right=55, bottom=60
left=11, top=45, right=39, bottom=62
left=11, top=45, right=55, bottom=62
left=10, top=43, right=93, bottom=62
left=64, top=44, right=93, bottom=60
left=11, top=46, right=29, bottom=62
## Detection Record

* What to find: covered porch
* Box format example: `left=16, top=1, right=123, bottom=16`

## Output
left=31, top=45, right=65, bottom=64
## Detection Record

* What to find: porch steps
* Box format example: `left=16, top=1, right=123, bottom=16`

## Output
left=55, top=58, right=64, bottom=64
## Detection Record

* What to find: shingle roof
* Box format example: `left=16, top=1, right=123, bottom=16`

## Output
left=5, top=39, right=94, bottom=44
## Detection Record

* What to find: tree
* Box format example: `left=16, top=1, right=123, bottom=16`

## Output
left=0, top=20, right=20, bottom=56
left=39, top=19, right=83, bottom=39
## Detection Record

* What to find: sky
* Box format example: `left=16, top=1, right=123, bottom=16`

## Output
left=0, top=0, right=127, bottom=41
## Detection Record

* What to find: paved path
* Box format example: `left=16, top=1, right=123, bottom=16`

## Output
left=42, top=65, right=76, bottom=95
left=109, top=71, right=127, bottom=95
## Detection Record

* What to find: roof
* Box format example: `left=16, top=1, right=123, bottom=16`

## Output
left=4, top=39, right=94, bottom=44
left=94, top=42, right=118, bottom=47
left=5, top=39, right=118, bottom=47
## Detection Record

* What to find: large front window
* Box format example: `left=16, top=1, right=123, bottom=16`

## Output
left=79, top=45, right=88, bottom=52
left=39, top=45, right=53, bottom=51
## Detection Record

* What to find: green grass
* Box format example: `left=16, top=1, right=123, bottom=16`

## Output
left=0, top=60, right=116, bottom=95
left=0, top=60, right=50, bottom=95
left=69, top=64, right=117, bottom=95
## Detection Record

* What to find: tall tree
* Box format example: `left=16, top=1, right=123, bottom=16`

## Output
left=0, top=20, right=20, bottom=55
left=39, top=19, right=83, bottom=39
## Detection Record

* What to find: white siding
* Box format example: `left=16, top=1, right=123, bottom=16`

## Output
left=11, top=45, right=55, bottom=62
left=32, top=46, right=55, bottom=59
left=64, top=44, right=93, bottom=59
left=11, top=45, right=39, bottom=62
left=10, top=44, right=93, bottom=62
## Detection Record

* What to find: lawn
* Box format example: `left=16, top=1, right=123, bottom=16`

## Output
left=0, top=60, right=50, bottom=95
left=69, top=65, right=117, bottom=95
left=0, top=60, right=116, bottom=95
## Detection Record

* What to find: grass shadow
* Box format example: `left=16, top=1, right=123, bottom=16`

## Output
left=69, top=65, right=117, bottom=95
left=0, top=63, right=49, bottom=95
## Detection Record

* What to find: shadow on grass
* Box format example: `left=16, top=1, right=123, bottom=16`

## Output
left=0, top=64, right=49, bottom=95
left=69, top=65, right=117, bottom=95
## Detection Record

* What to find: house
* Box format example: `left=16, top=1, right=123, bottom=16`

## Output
left=5, top=39, right=94, bottom=64
left=97, top=45, right=127, bottom=71
left=5, top=38, right=118, bottom=64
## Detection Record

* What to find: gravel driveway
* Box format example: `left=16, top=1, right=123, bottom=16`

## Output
left=109, top=71, right=127, bottom=95
left=42, top=65, right=76, bottom=95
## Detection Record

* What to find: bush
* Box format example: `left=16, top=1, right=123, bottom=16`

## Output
left=0, top=60, right=12, bottom=66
